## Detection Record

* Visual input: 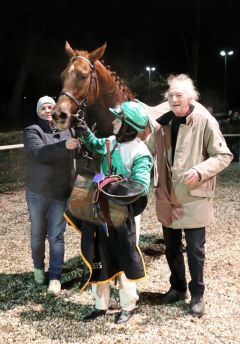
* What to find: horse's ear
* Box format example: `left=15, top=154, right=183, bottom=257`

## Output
left=89, top=42, right=107, bottom=63
left=65, top=41, right=75, bottom=57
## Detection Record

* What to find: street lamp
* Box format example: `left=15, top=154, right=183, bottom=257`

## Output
left=146, top=66, right=156, bottom=96
left=220, top=50, right=234, bottom=106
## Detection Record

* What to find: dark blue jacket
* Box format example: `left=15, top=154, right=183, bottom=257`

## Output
left=23, top=119, right=77, bottom=200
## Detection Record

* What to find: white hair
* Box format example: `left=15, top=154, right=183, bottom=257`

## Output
left=164, top=74, right=199, bottom=101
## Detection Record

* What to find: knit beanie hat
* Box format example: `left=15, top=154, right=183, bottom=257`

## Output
left=36, top=96, right=56, bottom=114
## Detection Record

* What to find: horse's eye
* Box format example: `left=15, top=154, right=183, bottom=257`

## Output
left=81, top=74, right=88, bottom=81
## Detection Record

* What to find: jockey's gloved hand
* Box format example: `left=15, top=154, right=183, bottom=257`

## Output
left=77, top=119, right=90, bottom=136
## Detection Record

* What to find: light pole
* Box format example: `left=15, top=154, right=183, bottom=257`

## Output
left=220, top=50, right=234, bottom=106
left=146, top=66, right=156, bottom=97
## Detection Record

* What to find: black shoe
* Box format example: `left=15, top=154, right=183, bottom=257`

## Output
left=160, top=288, right=187, bottom=304
left=83, top=309, right=106, bottom=322
left=190, top=295, right=205, bottom=317
left=115, top=310, right=133, bottom=324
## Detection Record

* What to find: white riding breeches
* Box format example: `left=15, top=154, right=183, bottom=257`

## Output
left=92, top=273, right=139, bottom=311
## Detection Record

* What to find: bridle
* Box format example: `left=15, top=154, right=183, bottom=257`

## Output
left=60, top=55, right=96, bottom=159
left=60, top=55, right=96, bottom=124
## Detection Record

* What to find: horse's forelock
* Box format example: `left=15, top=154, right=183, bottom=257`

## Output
left=66, top=50, right=91, bottom=73
left=73, top=50, right=89, bottom=58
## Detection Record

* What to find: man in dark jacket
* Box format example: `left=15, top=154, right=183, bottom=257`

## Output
left=23, top=96, right=79, bottom=296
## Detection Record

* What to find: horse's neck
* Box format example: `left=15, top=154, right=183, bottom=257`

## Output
left=95, top=62, right=125, bottom=107
left=88, top=62, right=127, bottom=137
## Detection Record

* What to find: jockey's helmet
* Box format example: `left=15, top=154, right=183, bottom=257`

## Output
left=109, top=101, right=149, bottom=132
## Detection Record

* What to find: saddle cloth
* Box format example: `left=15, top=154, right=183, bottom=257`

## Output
left=67, top=174, right=128, bottom=228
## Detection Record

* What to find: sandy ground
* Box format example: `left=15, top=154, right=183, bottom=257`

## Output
left=0, top=163, right=240, bottom=344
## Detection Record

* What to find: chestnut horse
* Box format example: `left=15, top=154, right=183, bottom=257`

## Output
left=52, top=42, right=135, bottom=138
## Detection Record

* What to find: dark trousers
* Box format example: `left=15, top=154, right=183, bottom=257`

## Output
left=162, top=226, right=206, bottom=296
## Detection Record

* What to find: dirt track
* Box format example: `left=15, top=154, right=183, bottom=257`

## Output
left=0, top=164, right=240, bottom=344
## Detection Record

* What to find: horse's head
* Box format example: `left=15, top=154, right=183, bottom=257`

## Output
left=52, top=41, right=107, bottom=130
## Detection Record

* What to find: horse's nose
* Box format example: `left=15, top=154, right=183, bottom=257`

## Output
left=59, top=112, right=68, bottom=121
left=52, top=111, right=68, bottom=122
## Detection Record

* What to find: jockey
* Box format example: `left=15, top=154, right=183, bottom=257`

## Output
left=76, top=101, right=153, bottom=324
left=80, top=101, right=152, bottom=195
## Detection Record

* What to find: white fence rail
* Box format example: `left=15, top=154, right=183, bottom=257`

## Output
left=0, top=143, right=25, bottom=189
left=0, top=144, right=24, bottom=151
left=0, top=134, right=239, bottom=158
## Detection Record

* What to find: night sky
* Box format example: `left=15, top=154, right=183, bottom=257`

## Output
left=0, top=0, right=239, bottom=127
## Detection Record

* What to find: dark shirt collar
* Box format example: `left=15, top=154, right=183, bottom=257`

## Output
left=156, top=104, right=195, bottom=125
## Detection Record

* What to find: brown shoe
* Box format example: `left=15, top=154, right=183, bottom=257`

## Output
left=160, top=288, right=187, bottom=304
left=190, top=295, right=205, bottom=317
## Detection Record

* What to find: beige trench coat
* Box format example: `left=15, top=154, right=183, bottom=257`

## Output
left=146, top=103, right=233, bottom=229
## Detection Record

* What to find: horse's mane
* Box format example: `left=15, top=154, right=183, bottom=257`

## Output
left=104, top=63, right=135, bottom=101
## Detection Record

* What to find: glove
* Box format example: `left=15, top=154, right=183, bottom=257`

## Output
left=77, top=119, right=90, bottom=136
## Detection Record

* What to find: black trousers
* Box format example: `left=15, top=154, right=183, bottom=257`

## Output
left=162, top=226, right=206, bottom=296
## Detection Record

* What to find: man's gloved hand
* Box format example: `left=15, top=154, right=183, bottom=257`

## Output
left=77, top=119, right=90, bottom=136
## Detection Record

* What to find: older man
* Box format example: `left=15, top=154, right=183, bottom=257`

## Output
left=147, top=74, right=233, bottom=317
